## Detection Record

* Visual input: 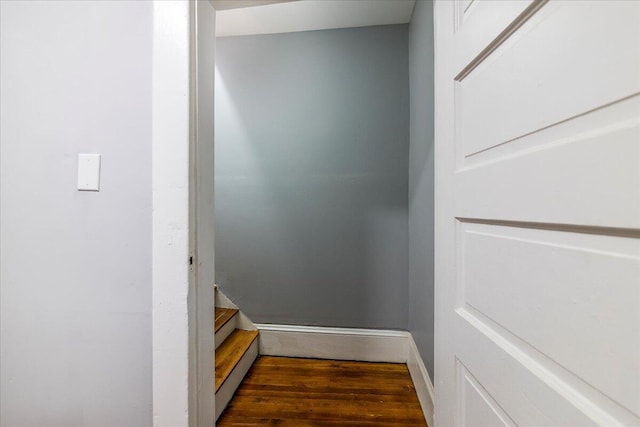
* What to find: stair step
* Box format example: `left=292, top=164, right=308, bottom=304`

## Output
left=215, top=308, right=238, bottom=333
left=215, top=307, right=238, bottom=350
left=215, top=329, right=259, bottom=393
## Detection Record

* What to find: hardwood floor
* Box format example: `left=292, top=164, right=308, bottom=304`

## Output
left=218, top=356, right=428, bottom=426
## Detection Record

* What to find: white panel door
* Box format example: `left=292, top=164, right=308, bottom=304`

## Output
left=434, top=1, right=640, bottom=426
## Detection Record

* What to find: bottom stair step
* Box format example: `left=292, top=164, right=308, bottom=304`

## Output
left=215, top=329, right=259, bottom=392
left=215, top=329, right=259, bottom=420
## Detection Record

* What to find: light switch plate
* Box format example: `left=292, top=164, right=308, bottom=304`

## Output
left=77, top=154, right=101, bottom=191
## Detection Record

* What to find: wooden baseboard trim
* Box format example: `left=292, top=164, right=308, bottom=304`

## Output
left=254, top=324, right=410, bottom=363
left=407, top=334, right=435, bottom=427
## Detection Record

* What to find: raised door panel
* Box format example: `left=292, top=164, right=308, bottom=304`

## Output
left=436, top=1, right=640, bottom=426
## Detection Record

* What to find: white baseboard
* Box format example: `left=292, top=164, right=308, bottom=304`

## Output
left=407, top=334, right=435, bottom=427
left=255, top=324, right=410, bottom=363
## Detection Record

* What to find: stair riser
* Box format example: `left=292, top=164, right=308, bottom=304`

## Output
left=215, top=314, right=237, bottom=350
left=215, top=338, right=259, bottom=421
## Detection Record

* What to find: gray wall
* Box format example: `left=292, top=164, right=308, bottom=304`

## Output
left=215, top=25, right=410, bottom=329
left=1, top=2, right=152, bottom=425
left=408, top=0, right=435, bottom=378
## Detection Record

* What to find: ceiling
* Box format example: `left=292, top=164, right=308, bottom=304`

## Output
left=211, top=0, right=297, bottom=11
left=215, top=0, right=416, bottom=37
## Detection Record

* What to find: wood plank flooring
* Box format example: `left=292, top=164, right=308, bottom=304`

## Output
left=218, top=356, right=428, bottom=426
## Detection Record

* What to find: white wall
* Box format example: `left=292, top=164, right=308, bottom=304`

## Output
left=1, top=1, right=153, bottom=425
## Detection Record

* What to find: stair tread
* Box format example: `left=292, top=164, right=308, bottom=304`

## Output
left=215, top=329, right=259, bottom=393
left=215, top=308, right=239, bottom=333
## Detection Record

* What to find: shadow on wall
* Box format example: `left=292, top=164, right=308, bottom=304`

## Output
left=407, top=0, right=435, bottom=378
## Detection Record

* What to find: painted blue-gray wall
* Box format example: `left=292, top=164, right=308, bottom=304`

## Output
left=408, top=0, right=435, bottom=378
left=215, top=24, right=409, bottom=329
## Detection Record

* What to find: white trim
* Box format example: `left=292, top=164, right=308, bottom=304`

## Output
left=215, top=285, right=257, bottom=331
left=214, top=285, right=238, bottom=309
left=152, top=2, right=192, bottom=426
left=236, top=312, right=258, bottom=331
left=255, top=324, right=409, bottom=363
left=407, top=334, right=435, bottom=427
left=257, top=323, right=408, bottom=337
left=192, top=2, right=217, bottom=425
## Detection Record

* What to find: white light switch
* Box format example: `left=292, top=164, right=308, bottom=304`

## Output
left=77, top=154, right=101, bottom=191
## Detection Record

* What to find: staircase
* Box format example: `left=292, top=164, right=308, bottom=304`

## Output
left=215, top=288, right=259, bottom=420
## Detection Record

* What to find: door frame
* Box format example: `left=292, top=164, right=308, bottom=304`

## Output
left=433, top=1, right=455, bottom=424
left=151, top=1, right=216, bottom=426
